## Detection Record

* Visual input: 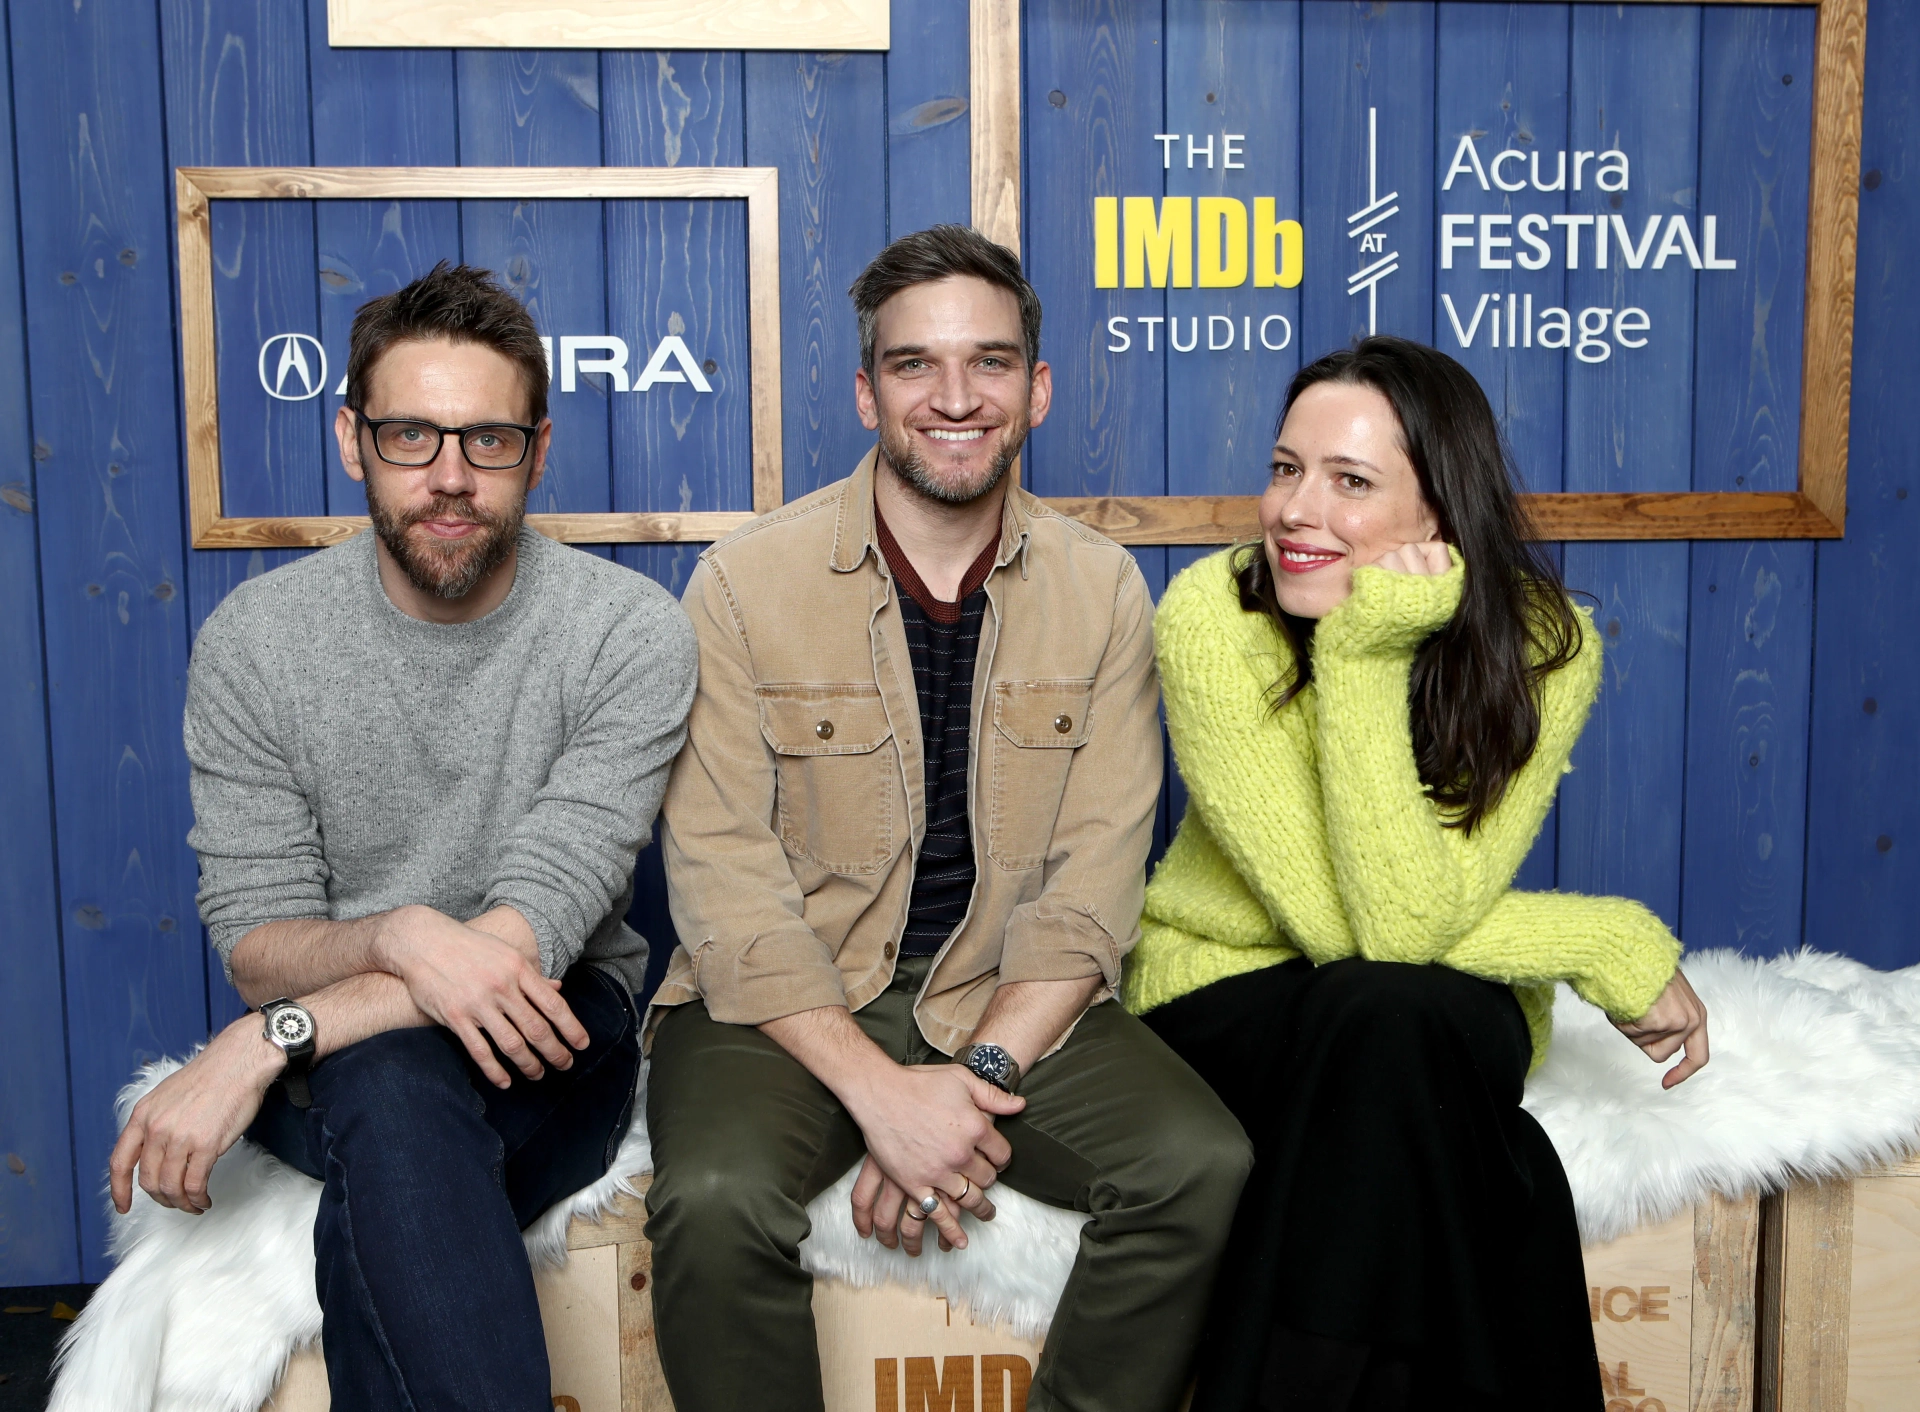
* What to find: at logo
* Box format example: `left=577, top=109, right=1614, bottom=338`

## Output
left=258, top=332, right=328, bottom=401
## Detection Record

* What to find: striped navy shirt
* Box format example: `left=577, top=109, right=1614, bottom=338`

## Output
left=876, top=512, right=998, bottom=958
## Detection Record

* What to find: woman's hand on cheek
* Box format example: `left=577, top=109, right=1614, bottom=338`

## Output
left=1372, top=541, right=1452, bottom=577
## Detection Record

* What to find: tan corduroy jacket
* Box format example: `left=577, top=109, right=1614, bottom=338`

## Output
left=653, top=449, right=1162, bottom=1056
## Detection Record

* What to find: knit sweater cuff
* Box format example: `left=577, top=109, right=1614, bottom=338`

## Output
left=1315, top=548, right=1464, bottom=658
left=1121, top=920, right=1300, bottom=1014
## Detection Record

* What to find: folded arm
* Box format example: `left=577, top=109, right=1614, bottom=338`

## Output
left=483, top=592, right=697, bottom=977
left=1153, top=554, right=1352, bottom=960
left=1312, top=557, right=1601, bottom=962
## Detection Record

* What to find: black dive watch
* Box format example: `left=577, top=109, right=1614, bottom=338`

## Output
left=956, top=1042, right=1022, bottom=1095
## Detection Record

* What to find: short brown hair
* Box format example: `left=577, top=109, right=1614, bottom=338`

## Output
left=848, top=225, right=1042, bottom=380
left=346, top=261, right=550, bottom=424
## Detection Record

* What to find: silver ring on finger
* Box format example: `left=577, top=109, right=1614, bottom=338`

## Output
left=953, top=1176, right=971, bottom=1203
left=917, top=1193, right=941, bottom=1218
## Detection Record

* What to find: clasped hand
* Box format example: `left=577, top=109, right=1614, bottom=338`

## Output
left=849, top=1063, right=1025, bottom=1257
left=376, top=904, right=588, bottom=1089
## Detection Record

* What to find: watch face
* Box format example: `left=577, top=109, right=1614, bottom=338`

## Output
left=269, top=1006, right=315, bottom=1049
left=969, top=1045, right=1012, bottom=1084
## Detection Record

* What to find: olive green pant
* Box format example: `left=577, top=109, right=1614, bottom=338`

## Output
left=644, top=957, right=1253, bottom=1412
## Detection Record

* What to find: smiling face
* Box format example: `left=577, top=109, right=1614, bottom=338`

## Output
left=1260, top=379, right=1441, bottom=619
left=334, top=336, right=550, bottom=615
left=854, top=275, right=1051, bottom=506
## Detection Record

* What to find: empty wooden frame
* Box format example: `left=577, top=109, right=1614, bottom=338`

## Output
left=981, top=0, right=1866, bottom=544
left=175, top=165, right=781, bottom=550
left=327, top=0, right=889, bottom=53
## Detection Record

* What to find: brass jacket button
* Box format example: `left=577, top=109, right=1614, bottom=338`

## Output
left=815, top=719, right=834, bottom=740
left=1053, top=713, right=1073, bottom=734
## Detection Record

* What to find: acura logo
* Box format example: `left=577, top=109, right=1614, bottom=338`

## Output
left=258, top=332, right=328, bottom=401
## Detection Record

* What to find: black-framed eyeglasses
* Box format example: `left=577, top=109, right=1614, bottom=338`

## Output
left=349, top=407, right=540, bottom=471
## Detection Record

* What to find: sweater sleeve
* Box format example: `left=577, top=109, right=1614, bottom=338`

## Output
left=1155, top=553, right=1353, bottom=961
left=1310, top=553, right=1603, bottom=963
left=481, top=588, right=698, bottom=977
left=184, top=611, right=333, bottom=976
left=1438, top=888, right=1680, bottom=1022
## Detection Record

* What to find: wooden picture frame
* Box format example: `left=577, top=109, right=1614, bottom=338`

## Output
left=978, top=0, right=1866, bottom=544
left=327, top=0, right=889, bottom=53
left=175, top=165, right=782, bottom=550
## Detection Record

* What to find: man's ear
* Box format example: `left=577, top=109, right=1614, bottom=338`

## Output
left=1026, top=360, right=1053, bottom=431
left=334, top=404, right=367, bottom=484
left=525, top=419, right=552, bottom=494
left=854, top=366, right=880, bottom=432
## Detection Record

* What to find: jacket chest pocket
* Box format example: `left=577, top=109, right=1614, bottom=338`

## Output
left=759, top=686, right=898, bottom=875
left=986, top=678, right=1094, bottom=871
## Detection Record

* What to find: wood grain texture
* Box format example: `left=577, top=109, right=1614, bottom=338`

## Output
left=1681, top=7, right=1820, bottom=960
left=891, top=0, right=972, bottom=239
left=1301, top=1, right=1435, bottom=350
left=304, top=3, right=459, bottom=518
left=457, top=47, right=612, bottom=556
left=328, top=0, right=888, bottom=51
left=14, top=0, right=211, bottom=1280
left=1803, top=0, right=1919, bottom=969
left=1758, top=1179, right=1854, bottom=1412
left=163, top=0, right=326, bottom=1032
left=1796, top=0, right=1865, bottom=531
left=0, top=0, right=79, bottom=1279
left=1691, top=1191, right=1761, bottom=1412
left=1022, top=0, right=1166, bottom=498
left=1845, top=1169, right=1920, bottom=1412
left=1163, top=2, right=1300, bottom=499
left=970, top=0, right=1021, bottom=252
left=176, top=166, right=782, bottom=547
left=744, top=52, right=886, bottom=500
left=1434, top=3, right=1571, bottom=493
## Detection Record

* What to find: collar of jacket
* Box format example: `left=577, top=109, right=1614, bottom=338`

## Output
left=828, top=446, right=1034, bottom=581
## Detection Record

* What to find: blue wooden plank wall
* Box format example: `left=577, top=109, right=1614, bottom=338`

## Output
left=0, top=0, right=1914, bottom=1284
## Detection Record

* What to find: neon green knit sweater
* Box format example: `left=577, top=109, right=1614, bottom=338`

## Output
left=1122, top=548, right=1681, bottom=1068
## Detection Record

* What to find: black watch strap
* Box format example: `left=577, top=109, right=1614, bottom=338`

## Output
left=280, top=1052, right=314, bottom=1109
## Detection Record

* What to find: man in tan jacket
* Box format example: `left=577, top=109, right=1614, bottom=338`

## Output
left=646, top=226, right=1250, bottom=1412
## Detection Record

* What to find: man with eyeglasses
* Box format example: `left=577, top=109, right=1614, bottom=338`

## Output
left=108, top=261, right=696, bottom=1411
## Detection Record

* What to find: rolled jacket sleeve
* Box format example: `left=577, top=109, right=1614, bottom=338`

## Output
left=660, top=559, right=850, bottom=1024
left=995, top=558, right=1162, bottom=1002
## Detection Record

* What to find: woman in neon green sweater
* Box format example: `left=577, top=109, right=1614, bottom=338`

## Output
left=1126, top=337, right=1709, bottom=1412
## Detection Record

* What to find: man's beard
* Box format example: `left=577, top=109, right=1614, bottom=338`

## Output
left=365, top=482, right=525, bottom=601
left=878, top=414, right=1028, bottom=507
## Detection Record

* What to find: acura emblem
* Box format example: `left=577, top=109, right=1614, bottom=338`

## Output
left=258, top=333, right=328, bottom=401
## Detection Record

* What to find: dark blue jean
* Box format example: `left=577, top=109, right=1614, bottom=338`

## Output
left=247, top=963, right=642, bottom=1412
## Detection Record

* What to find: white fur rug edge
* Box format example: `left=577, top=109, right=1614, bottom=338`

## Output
left=49, top=947, right=1920, bottom=1411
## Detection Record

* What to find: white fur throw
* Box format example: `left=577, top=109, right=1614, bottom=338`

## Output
left=52, top=948, right=1920, bottom=1411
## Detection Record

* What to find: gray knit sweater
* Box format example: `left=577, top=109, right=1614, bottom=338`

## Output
left=184, top=527, right=697, bottom=994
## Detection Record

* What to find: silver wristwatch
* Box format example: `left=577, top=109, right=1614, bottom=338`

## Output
left=261, top=998, right=318, bottom=1109
left=956, top=1042, right=1021, bottom=1095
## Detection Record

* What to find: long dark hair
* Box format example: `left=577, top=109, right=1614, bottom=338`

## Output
left=1232, top=336, right=1583, bottom=834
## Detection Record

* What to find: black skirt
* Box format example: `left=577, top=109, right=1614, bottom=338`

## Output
left=1143, top=956, right=1602, bottom=1412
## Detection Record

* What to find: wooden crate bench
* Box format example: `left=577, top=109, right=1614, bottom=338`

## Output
left=1579, top=1192, right=1762, bottom=1412
left=1758, top=1154, right=1920, bottom=1412
left=264, top=1184, right=1782, bottom=1412
left=262, top=1180, right=1044, bottom=1412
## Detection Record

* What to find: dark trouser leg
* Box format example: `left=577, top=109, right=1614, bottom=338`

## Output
left=247, top=965, right=640, bottom=1412
left=642, top=997, right=872, bottom=1412
left=1146, top=957, right=1601, bottom=1412
left=995, top=1001, right=1253, bottom=1412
